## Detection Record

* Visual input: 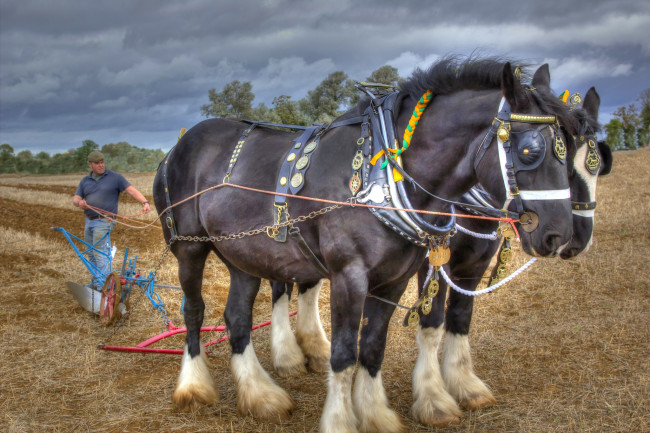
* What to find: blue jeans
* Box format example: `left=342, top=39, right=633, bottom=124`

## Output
left=84, top=218, right=116, bottom=288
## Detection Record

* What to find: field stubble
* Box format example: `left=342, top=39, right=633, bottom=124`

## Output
left=0, top=150, right=648, bottom=432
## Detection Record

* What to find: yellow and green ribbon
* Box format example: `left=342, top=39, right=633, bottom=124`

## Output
left=371, top=91, right=433, bottom=180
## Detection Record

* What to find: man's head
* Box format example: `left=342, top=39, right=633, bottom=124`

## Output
left=87, top=151, right=106, bottom=176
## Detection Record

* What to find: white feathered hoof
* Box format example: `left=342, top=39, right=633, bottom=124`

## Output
left=459, top=391, right=496, bottom=411
left=442, top=333, right=496, bottom=411
left=296, top=331, right=331, bottom=373
left=232, top=345, right=294, bottom=421
left=273, top=352, right=308, bottom=378
left=320, top=367, right=358, bottom=433
left=172, top=346, right=219, bottom=409
left=353, top=369, right=406, bottom=433
left=271, top=294, right=307, bottom=377
left=411, top=398, right=462, bottom=427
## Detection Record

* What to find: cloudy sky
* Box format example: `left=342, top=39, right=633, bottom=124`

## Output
left=1, top=0, right=649, bottom=155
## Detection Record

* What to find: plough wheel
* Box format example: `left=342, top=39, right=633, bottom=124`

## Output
left=99, top=273, right=122, bottom=326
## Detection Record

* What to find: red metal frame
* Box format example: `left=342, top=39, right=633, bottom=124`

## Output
left=99, top=312, right=297, bottom=355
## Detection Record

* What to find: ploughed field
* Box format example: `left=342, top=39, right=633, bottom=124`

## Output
left=0, top=149, right=648, bottom=432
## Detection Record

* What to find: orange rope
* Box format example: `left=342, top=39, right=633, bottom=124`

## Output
left=83, top=182, right=519, bottom=235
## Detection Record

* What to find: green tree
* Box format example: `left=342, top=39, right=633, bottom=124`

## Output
left=638, top=89, right=650, bottom=147
left=249, top=102, right=281, bottom=123
left=15, top=150, right=34, bottom=173
left=366, top=65, right=402, bottom=87
left=35, top=151, right=51, bottom=174
left=613, top=104, right=640, bottom=149
left=272, top=95, right=310, bottom=126
left=0, top=143, right=16, bottom=173
left=299, top=71, right=357, bottom=122
left=604, top=118, right=624, bottom=151
left=73, top=139, right=99, bottom=171
left=201, top=80, right=255, bottom=119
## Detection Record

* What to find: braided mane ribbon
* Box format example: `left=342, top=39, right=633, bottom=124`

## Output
left=372, top=91, right=434, bottom=179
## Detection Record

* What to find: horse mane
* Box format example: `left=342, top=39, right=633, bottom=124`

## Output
left=399, top=55, right=530, bottom=97
left=571, top=105, right=602, bottom=134
left=400, top=55, right=581, bottom=138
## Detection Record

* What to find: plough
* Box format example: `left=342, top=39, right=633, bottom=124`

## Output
left=53, top=226, right=286, bottom=354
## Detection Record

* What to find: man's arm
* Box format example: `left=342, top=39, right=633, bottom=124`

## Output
left=73, top=194, right=89, bottom=210
left=124, top=186, right=151, bottom=213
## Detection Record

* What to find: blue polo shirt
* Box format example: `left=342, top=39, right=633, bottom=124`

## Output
left=75, top=170, right=131, bottom=218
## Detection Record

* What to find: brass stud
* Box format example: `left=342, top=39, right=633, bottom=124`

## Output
left=497, top=126, right=510, bottom=142
left=280, top=177, right=287, bottom=186
left=523, top=148, right=530, bottom=155
left=286, top=153, right=296, bottom=162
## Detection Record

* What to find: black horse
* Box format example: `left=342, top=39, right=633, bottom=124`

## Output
left=405, top=85, right=614, bottom=426
left=267, top=85, right=613, bottom=428
left=153, top=57, right=578, bottom=433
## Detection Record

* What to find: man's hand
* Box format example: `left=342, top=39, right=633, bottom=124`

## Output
left=143, top=202, right=151, bottom=214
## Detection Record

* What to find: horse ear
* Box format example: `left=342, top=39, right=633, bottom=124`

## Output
left=531, top=64, right=551, bottom=89
left=582, top=87, right=601, bottom=121
left=501, top=62, right=523, bottom=108
left=597, top=140, right=613, bottom=175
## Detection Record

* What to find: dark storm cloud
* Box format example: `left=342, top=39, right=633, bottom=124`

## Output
left=1, top=0, right=649, bottom=154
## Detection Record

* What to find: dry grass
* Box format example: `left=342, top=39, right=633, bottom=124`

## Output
left=0, top=148, right=648, bottom=432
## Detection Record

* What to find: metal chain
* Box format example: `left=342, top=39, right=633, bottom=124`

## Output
left=97, top=204, right=341, bottom=348
left=172, top=204, right=342, bottom=243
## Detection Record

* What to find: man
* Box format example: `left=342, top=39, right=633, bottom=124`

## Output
left=73, top=150, right=151, bottom=289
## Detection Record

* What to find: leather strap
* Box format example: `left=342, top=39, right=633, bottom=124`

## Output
left=162, top=146, right=178, bottom=239
left=288, top=226, right=329, bottom=277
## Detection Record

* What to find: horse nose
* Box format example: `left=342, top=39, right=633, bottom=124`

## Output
left=542, top=231, right=563, bottom=254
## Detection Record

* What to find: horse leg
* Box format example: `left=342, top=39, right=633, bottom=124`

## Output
left=354, top=286, right=408, bottom=433
left=411, top=266, right=462, bottom=426
left=172, top=242, right=218, bottom=409
left=270, top=281, right=307, bottom=377
left=226, top=268, right=294, bottom=421
left=295, top=279, right=331, bottom=372
left=320, top=270, right=367, bottom=433
left=442, top=275, right=496, bottom=410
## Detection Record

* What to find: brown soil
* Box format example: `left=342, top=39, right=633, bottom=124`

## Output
left=0, top=148, right=648, bottom=433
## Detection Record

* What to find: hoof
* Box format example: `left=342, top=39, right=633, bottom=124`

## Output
left=173, top=347, right=218, bottom=409
left=459, top=393, right=496, bottom=410
left=237, top=386, right=294, bottom=422
left=359, top=411, right=406, bottom=433
left=275, top=358, right=308, bottom=378
left=172, top=383, right=219, bottom=409
left=411, top=397, right=462, bottom=427
left=411, top=404, right=461, bottom=427
left=233, top=344, right=294, bottom=421
left=306, top=352, right=330, bottom=373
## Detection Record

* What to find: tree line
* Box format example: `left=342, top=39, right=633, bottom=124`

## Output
left=2, top=66, right=645, bottom=175
left=202, top=67, right=649, bottom=152
left=0, top=140, right=166, bottom=174
left=603, top=89, right=650, bottom=150
left=200, top=65, right=401, bottom=125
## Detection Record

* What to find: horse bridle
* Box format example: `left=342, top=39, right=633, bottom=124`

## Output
left=570, top=127, right=602, bottom=217
left=473, top=97, right=569, bottom=224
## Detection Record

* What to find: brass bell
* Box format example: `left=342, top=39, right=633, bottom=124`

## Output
left=429, top=246, right=450, bottom=267
left=497, top=126, right=510, bottom=142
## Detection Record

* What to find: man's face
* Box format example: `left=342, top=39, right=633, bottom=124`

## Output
left=89, top=160, right=105, bottom=176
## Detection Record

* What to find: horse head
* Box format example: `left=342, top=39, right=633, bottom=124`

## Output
left=474, top=62, right=578, bottom=257
left=561, top=86, right=613, bottom=258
